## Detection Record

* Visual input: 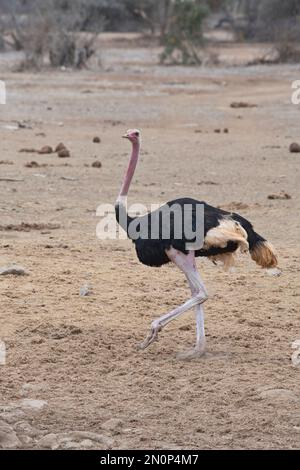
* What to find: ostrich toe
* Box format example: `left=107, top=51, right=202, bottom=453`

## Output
left=176, top=345, right=206, bottom=361
left=138, top=323, right=161, bottom=350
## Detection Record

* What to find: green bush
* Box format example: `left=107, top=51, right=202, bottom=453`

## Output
left=160, top=0, right=209, bottom=65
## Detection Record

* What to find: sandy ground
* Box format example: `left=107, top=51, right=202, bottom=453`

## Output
left=0, top=37, right=300, bottom=450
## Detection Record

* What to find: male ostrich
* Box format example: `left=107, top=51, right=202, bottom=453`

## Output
left=115, top=129, right=278, bottom=358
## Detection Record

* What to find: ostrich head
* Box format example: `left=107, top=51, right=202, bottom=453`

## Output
left=122, top=129, right=141, bottom=143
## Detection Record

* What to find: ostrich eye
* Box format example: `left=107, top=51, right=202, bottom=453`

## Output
left=135, top=132, right=139, bottom=136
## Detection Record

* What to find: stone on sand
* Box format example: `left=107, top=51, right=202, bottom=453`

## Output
left=0, top=420, right=21, bottom=449
left=259, top=388, right=297, bottom=402
left=0, top=265, right=28, bottom=276
left=19, top=399, right=48, bottom=411
left=37, top=431, right=114, bottom=450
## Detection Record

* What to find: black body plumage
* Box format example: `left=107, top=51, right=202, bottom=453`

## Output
left=115, top=198, right=265, bottom=268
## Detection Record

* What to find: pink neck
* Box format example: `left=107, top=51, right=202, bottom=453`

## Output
left=117, top=141, right=140, bottom=201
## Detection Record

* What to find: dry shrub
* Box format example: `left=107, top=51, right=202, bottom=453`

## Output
left=274, top=40, right=300, bottom=64
left=160, top=0, right=209, bottom=65
left=1, top=0, right=101, bottom=70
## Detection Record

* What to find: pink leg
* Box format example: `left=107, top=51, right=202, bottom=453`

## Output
left=138, top=248, right=208, bottom=352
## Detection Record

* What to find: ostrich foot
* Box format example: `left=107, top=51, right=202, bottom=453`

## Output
left=176, top=344, right=206, bottom=361
left=138, top=322, right=162, bottom=350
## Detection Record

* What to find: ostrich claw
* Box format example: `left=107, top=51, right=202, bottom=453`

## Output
left=138, top=323, right=162, bottom=350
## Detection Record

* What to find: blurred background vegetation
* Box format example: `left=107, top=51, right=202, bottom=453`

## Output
left=0, top=0, right=299, bottom=68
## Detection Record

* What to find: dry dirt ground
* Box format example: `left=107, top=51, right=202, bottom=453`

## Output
left=0, top=37, right=300, bottom=450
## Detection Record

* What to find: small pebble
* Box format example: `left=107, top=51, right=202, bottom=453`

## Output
left=268, top=192, right=291, bottom=200
left=58, top=149, right=70, bottom=158
left=38, top=146, right=53, bottom=155
left=289, top=142, right=300, bottom=153
left=55, top=143, right=67, bottom=152
left=91, top=161, right=102, bottom=168
left=0, top=265, right=28, bottom=276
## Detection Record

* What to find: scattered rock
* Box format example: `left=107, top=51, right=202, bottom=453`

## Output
left=57, top=149, right=70, bottom=158
left=0, top=265, right=28, bottom=276
left=93, top=136, right=101, bottom=143
left=38, top=146, right=53, bottom=155
left=19, top=399, right=48, bottom=411
left=230, top=101, right=257, bottom=108
left=0, top=407, right=26, bottom=425
left=14, top=421, right=40, bottom=438
left=37, top=433, right=59, bottom=450
left=0, top=160, right=14, bottom=165
left=259, top=388, right=297, bottom=402
left=268, top=192, right=291, bottom=200
left=289, top=142, right=300, bottom=153
left=55, top=143, right=67, bottom=153
left=0, top=420, right=22, bottom=449
left=212, top=126, right=228, bottom=133
left=25, top=161, right=48, bottom=168
left=68, top=431, right=114, bottom=448
left=37, top=431, right=114, bottom=450
left=91, top=161, right=102, bottom=168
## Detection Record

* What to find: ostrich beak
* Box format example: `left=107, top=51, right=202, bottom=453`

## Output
left=122, top=134, right=129, bottom=139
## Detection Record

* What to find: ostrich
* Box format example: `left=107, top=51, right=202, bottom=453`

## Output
left=115, top=129, right=278, bottom=358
